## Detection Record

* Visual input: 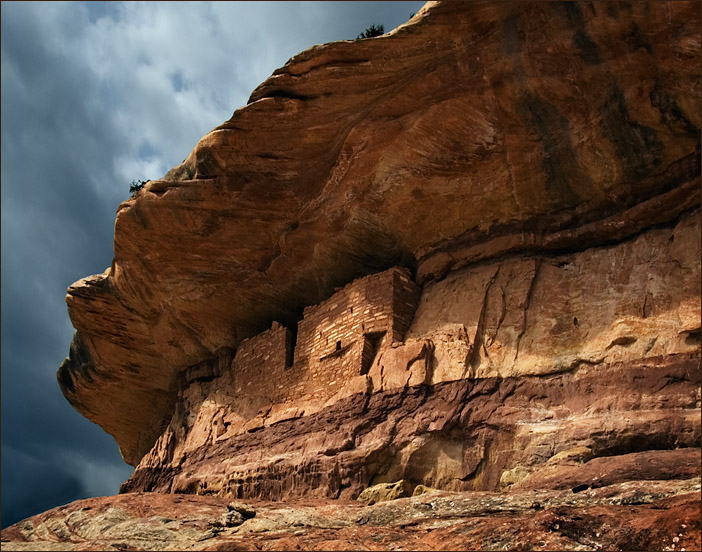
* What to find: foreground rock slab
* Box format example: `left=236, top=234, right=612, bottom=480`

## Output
left=2, top=479, right=699, bottom=551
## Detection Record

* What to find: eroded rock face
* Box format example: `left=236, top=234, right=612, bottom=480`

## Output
left=407, top=211, right=701, bottom=379
left=120, top=210, right=700, bottom=499
left=57, top=0, right=701, bottom=466
left=121, top=351, right=700, bottom=500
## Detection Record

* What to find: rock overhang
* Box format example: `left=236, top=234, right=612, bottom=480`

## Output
left=57, top=0, right=701, bottom=466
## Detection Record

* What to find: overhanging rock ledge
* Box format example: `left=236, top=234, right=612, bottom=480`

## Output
left=57, top=0, right=700, bottom=468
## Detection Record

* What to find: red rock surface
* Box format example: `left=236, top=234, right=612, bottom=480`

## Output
left=3, top=480, right=700, bottom=551
left=56, top=0, right=701, bottom=467
left=32, top=2, right=702, bottom=549
left=121, top=352, right=700, bottom=500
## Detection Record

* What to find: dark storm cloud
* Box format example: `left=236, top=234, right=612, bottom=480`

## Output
left=1, top=0, right=426, bottom=528
left=2, top=445, right=86, bottom=526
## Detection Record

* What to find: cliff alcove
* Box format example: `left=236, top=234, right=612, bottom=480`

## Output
left=17, top=1, right=700, bottom=549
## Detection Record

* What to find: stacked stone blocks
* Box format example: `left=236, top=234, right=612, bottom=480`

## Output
left=180, top=267, right=420, bottom=413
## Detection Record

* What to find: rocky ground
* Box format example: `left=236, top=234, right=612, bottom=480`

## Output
left=3, top=476, right=699, bottom=551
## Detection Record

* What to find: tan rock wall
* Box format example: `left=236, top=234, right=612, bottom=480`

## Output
left=58, top=0, right=701, bottom=466
left=132, top=210, right=701, bottom=497
left=405, top=210, right=701, bottom=382
left=123, top=352, right=700, bottom=500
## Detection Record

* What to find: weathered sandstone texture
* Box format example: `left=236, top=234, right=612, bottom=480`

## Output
left=2, top=0, right=692, bottom=548
left=3, top=482, right=700, bottom=551
left=57, top=0, right=701, bottom=469
left=42, top=0, right=701, bottom=546
left=118, top=209, right=701, bottom=500
left=121, top=349, right=701, bottom=499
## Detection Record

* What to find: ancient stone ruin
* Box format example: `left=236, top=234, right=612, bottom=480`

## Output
left=174, top=267, right=420, bottom=435
left=5, top=1, right=697, bottom=550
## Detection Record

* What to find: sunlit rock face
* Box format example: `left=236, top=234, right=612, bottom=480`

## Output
left=58, top=0, right=699, bottom=475
left=119, top=218, right=700, bottom=499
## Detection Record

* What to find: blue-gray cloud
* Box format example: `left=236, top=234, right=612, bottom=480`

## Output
left=1, top=0, right=425, bottom=528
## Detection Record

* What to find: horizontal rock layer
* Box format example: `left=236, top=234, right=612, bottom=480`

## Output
left=117, top=207, right=700, bottom=499
left=121, top=349, right=700, bottom=500
left=57, top=0, right=701, bottom=466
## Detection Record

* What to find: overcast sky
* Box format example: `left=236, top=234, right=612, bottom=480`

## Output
left=0, top=0, right=425, bottom=528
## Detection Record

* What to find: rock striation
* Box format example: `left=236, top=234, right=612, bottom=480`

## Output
left=57, top=0, right=701, bottom=468
left=118, top=209, right=701, bottom=499
left=45, top=2, right=702, bottom=548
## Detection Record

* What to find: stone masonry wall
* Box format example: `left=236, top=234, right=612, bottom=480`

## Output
left=290, top=267, right=420, bottom=400
left=176, top=267, right=421, bottom=426
left=169, top=268, right=420, bottom=446
left=229, top=322, right=292, bottom=414
left=391, top=269, right=421, bottom=343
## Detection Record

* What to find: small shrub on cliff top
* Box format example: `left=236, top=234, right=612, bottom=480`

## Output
left=129, top=179, right=149, bottom=197
left=357, top=24, right=384, bottom=39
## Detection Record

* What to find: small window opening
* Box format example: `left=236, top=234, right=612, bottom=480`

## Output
left=336, top=340, right=342, bottom=351
left=573, top=316, right=579, bottom=327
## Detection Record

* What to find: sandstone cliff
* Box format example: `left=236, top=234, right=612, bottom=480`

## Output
left=52, top=0, right=700, bottom=530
